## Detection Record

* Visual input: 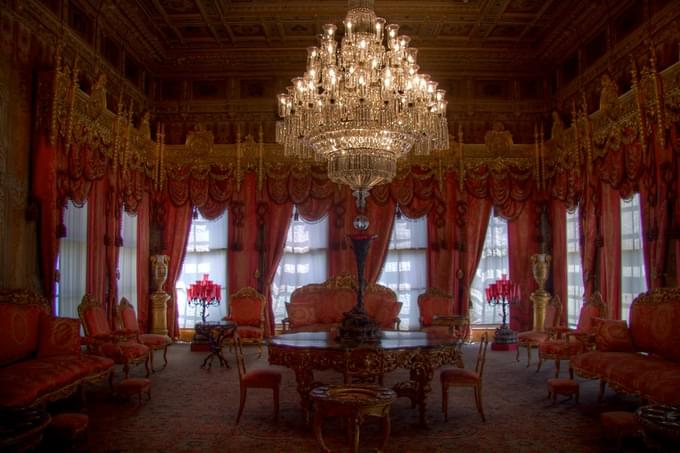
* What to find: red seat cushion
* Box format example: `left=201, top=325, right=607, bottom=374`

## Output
left=243, top=368, right=282, bottom=388
left=48, top=413, right=89, bottom=439
left=116, top=378, right=151, bottom=396
left=641, top=368, right=680, bottom=405
left=570, top=351, right=633, bottom=378
left=539, top=340, right=583, bottom=357
left=138, top=333, right=171, bottom=347
left=440, top=368, right=479, bottom=385
left=547, top=378, right=579, bottom=394
left=0, top=354, right=113, bottom=407
left=99, top=341, right=149, bottom=363
left=236, top=326, right=263, bottom=339
left=605, top=355, right=675, bottom=395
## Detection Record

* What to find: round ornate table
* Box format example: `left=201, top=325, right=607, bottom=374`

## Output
left=195, top=321, right=238, bottom=369
left=268, top=330, right=463, bottom=426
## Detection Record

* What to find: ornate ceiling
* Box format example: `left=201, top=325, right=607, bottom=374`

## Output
left=108, top=0, right=620, bottom=77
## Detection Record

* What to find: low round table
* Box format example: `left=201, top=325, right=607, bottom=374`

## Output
left=0, top=407, right=51, bottom=452
left=311, top=384, right=396, bottom=453
left=195, top=321, right=238, bottom=369
left=635, top=405, right=680, bottom=448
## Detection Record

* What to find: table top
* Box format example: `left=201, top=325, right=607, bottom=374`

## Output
left=269, top=330, right=460, bottom=351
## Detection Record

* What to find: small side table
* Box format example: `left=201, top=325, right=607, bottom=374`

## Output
left=311, top=384, right=396, bottom=453
left=195, top=321, right=238, bottom=369
left=0, top=407, right=51, bottom=452
left=636, top=405, right=680, bottom=449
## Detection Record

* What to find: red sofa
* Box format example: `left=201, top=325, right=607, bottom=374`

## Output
left=282, top=274, right=402, bottom=332
left=0, top=289, right=114, bottom=408
left=571, top=287, right=680, bottom=405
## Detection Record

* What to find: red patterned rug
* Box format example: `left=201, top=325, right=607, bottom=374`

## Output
left=59, top=343, right=647, bottom=452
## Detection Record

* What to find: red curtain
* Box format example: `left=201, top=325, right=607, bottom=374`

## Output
left=508, top=202, right=540, bottom=331
left=549, top=199, right=568, bottom=324
left=32, top=133, right=60, bottom=311
left=427, top=174, right=459, bottom=298
left=86, top=178, right=108, bottom=310
left=105, top=184, right=121, bottom=325
left=579, top=176, right=601, bottom=299
left=259, top=199, right=293, bottom=336
left=161, top=200, right=193, bottom=339
left=228, top=174, right=259, bottom=294
left=136, top=193, right=150, bottom=331
left=460, top=195, right=492, bottom=315
left=601, top=183, right=621, bottom=319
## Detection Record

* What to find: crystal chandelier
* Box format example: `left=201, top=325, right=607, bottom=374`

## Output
left=275, top=0, right=449, bottom=224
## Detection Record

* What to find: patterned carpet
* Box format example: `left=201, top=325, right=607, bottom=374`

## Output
left=56, top=342, right=650, bottom=452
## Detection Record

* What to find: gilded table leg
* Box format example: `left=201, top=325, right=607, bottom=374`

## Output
left=312, top=408, right=330, bottom=453
left=414, top=367, right=434, bottom=427
left=292, top=366, right=315, bottom=422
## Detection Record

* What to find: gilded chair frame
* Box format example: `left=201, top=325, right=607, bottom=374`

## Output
left=515, top=295, right=562, bottom=367
left=441, top=332, right=489, bottom=422
left=118, top=297, right=171, bottom=372
left=227, top=287, right=266, bottom=356
left=537, top=291, right=607, bottom=378
left=78, top=294, right=150, bottom=379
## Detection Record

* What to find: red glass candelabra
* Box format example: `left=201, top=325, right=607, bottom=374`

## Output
left=187, top=274, right=221, bottom=324
left=485, top=274, right=519, bottom=350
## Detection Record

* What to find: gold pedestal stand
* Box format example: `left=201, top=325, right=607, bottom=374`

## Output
left=530, top=254, right=552, bottom=331
left=150, top=292, right=170, bottom=336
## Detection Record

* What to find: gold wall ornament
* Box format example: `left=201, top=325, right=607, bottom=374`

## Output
left=49, top=45, right=63, bottom=146
left=484, top=121, right=513, bottom=156
left=631, top=55, right=648, bottom=157
left=257, top=124, right=264, bottom=194
left=185, top=123, right=215, bottom=156
left=649, top=45, right=667, bottom=149
left=64, top=57, right=79, bottom=154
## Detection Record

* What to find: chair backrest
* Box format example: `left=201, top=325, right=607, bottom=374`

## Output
left=417, top=288, right=454, bottom=327
left=118, top=297, right=140, bottom=332
left=78, top=294, right=112, bottom=337
left=543, top=295, right=562, bottom=330
left=576, top=291, right=607, bottom=332
left=228, top=287, right=265, bottom=328
left=474, top=332, right=490, bottom=378
left=233, top=333, right=247, bottom=382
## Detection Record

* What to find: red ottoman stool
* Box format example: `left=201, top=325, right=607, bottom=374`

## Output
left=600, top=411, right=640, bottom=449
left=46, top=413, right=89, bottom=448
left=547, top=378, right=579, bottom=405
left=116, top=378, right=152, bottom=404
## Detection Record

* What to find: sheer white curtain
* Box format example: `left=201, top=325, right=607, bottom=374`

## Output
left=621, top=194, right=646, bottom=322
left=470, top=214, right=508, bottom=325
left=377, top=214, right=427, bottom=329
left=566, top=207, right=584, bottom=327
left=118, top=211, right=138, bottom=310
left=271, top=213, right=328, bottom=323
left=57, top=201, right=88, bottom=318
left=176, top=213, right=228, bottom=328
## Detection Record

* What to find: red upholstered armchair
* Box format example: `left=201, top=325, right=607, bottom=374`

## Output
left=118, top=298, right=172, bottom=372
left=537, top=292, right=607, bottom=378
left=417, top=288, right=470, bottom=342
left=516, top=295, right=562, bottom=367
left=78, top=295, right=150, bottom=379
left=224, top=287, right=265, bottom=357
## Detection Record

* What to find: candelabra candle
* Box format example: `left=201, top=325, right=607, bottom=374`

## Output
left=485, top=274, right=519, bottom=329
left=188, top=274, right=222, bottom=324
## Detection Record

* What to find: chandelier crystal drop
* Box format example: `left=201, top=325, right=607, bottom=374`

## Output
left=275, top=0, right=449, bottom=200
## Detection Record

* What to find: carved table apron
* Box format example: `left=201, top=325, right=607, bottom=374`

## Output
left=268, top=331, right=463, bottom=426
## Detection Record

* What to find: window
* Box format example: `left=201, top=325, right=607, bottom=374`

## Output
left=176, top=213, right=228, bottom=328
left=271, top=213, right=328, bottom=324
left=118, top=211, right=138, bottom=310
left=378, top=214, right=427, bottom=329
left=57, top=201, right=88, bottom=318
left=566, top=207, right=584, bottom=327
left=470, top=214, right=509, bottom=325
left=621, top=194, right=647, bottom=322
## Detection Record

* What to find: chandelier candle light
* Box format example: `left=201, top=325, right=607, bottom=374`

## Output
left=486, top=274, right=519, bottom=351
left=187, top=274, right=221, bottom=324
left=275, top=0, right=449, bottom=230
